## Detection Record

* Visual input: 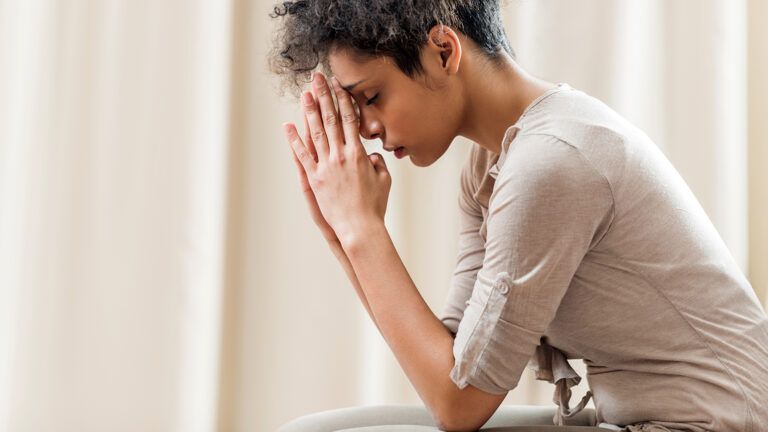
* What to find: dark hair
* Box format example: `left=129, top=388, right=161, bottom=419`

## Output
left=267, top=0, right=515, bottom=98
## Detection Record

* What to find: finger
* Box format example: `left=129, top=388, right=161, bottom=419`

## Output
left=283, top=122, right=317, bottom=173
left=302, top=112, right=318, bottom=162
left=368, top=152, right=388, bottom=174
left=290, top=141, right=307, bottom=181
left=330, top=76, right=365, bottom=154
left=290, top=143, right=316, bottom=194
left=301, top=90, right=330, bottom=161
left=311, top=72, right=345, bottom=160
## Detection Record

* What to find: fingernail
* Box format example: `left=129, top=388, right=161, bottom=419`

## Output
left=302, top=92, right=313, bottom=105
left=310, top=71, right=315, bottom=82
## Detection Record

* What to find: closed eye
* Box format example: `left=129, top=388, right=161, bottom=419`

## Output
left=365, top=93, right=379, bottom=106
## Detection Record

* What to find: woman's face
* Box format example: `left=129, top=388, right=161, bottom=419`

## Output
left=327, top=47, right=464, bottom=167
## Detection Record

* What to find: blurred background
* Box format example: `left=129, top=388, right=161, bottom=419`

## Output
left=0, top=0, right=766, bottom=431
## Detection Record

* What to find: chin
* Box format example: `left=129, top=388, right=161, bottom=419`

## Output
left=408, top=153, right=435, bottom=168
left=412, top=143, right=453, bottom=167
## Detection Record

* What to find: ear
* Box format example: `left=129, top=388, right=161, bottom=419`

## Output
left=426, top=24, right=462, bottom=76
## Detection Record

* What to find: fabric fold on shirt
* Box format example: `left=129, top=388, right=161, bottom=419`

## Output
left=526, top=340, right=593, bottom=426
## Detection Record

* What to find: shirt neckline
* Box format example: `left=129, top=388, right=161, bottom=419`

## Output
left=501, top=82, right=571, bottom=146
left=489, top=82, right=572, bottom=179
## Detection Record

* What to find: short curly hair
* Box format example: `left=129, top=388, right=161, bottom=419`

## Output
left=267, top=0, right=515, bottom=98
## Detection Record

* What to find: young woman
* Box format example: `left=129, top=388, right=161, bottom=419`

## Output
left=269, top=1, right=768, bottom=431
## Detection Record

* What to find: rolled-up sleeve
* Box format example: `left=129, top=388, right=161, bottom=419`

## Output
left=449, top=134, right=614, bottom=395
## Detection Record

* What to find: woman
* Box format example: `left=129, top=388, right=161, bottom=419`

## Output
left=268, top=1, right=768, bottom=431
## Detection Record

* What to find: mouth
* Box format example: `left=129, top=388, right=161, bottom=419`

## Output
left=394, top=146, right=406, bottom=159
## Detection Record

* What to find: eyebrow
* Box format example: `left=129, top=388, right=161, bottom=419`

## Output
left=341, top=78, right=367, bottom=92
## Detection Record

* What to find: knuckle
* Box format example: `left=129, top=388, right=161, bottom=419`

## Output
left=342, top=112, right=357, bottom=124
left=323, top=112, right=338, bottom=126
left=327, top=153, right=345, bottom=166
left=297, top=149, right=312, bottom=162
left=311, top=130, right=325, bottom=142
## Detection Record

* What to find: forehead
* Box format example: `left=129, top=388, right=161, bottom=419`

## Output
left=327, top=47, right=396, bottom=88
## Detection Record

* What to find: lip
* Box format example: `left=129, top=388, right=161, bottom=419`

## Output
left=384, top=145, right=407, bottom=158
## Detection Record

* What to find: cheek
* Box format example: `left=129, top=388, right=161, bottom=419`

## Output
left=391, top=97, right=432, bottom=126
left=384, top=105, right=414, bottom=135
left=389, top=113, right=428, bottom=143
left=387, top=94, right=451, bottom=145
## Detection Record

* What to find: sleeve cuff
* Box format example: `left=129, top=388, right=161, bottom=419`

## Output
left=448, top=271, right=543, bottom=395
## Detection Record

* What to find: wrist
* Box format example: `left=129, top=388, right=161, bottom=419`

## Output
left=337, top=218, right=387, bottom=255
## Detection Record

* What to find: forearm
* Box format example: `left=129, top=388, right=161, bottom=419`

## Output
left=328, top=240, right=381, bottom=334
left=339, top=220, right=458, bottom=419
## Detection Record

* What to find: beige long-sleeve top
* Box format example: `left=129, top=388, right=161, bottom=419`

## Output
left=440, top=83, right=768, bottom=432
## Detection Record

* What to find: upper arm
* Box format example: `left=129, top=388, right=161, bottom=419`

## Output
left=440, top=147, right=487, bottom=336
left=448, top=134, right=614, bottom=398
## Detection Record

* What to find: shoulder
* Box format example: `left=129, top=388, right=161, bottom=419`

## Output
left=486, top=133, right=616, bottom=250
left=494, top=133, right=610, bottom=193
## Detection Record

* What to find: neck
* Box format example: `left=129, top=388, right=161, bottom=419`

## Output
left=457, top=56, right=556, bottom=154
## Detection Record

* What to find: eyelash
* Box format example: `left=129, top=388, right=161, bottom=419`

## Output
left=365, top=93, right=380, bottom=106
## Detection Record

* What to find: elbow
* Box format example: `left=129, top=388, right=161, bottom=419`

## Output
left=432, top=386, right=502, bottom=431
left=432, top=402, right=484, bottom=432
left=434, top=415, right=483, bottom=432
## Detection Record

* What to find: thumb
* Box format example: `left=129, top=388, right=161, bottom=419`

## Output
left=368, top=152, right=388, bottom=173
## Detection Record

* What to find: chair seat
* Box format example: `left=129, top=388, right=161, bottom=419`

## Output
left=278, top=404, right=611, bottom=431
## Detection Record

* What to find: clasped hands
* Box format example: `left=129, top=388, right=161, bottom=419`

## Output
left=283, top=71, right=391, bottom=249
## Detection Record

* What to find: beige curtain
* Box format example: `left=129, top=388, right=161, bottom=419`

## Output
left=0, top=1, right=765, bottom=431
left=0, top=1, right=232, bottom=431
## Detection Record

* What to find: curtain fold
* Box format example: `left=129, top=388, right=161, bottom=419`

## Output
left=0, top=1, right=765, bottom=432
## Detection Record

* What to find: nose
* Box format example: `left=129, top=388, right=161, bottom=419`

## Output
left=359, top=113, right=383, bottom=141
